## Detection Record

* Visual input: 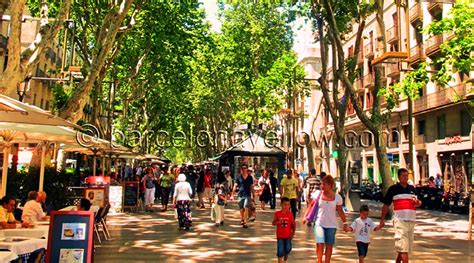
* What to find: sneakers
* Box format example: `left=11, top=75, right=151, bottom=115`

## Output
left=249, top=217, right=256, bottom=222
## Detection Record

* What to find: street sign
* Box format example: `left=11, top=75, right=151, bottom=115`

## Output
left=388, top=153, right=393, bottom=162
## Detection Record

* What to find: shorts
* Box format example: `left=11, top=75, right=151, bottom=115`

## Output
left=314, top=225, right=337, bottom=245
left=356, top=242, right=369, bottom=257
left=277, top=238, right=292, bottom=257
left=394, top=219, right=415, bottom=253
left=238, top=196, right=251, bottom=209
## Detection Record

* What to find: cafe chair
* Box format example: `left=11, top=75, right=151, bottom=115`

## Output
left=26, top=248, right=46, bottom=263
left=94, top=207, right=106, bottom=243
left=100, top=203, right=111, bottom=240
left=13, top=208, right=23, bottom=222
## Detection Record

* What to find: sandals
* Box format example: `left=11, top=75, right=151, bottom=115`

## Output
left=242, top=223, right=249, bottom=229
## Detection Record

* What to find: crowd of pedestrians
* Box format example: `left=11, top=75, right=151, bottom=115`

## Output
left=126, top=162, right=421, bottom=263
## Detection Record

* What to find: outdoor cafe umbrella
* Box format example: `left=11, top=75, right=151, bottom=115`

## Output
left=0, top=95, right=79, bottom=128
left=61, top=139, right=130, bottom=176
left=0, top=123, right=86, bottom=196
left=0, top=95, right=80, bottom=196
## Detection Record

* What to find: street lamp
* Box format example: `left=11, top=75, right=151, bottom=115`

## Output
left=17, top=75, right=31, bottom=102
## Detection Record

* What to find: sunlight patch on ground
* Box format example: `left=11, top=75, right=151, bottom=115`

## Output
left=177, top=238, right=204, bottom=245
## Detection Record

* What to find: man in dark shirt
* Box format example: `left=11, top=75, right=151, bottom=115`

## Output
left=231, top=164, right=254, bottom=228
left=186, top=165, right=198, bottom=201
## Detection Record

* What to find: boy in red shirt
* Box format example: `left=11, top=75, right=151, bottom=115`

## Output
left=272, top=197, right=296, bottom=263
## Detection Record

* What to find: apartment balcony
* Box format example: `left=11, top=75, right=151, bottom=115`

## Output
left=364, top=43, right=374, bottom=58
left=364, top=73, right=374, bottom=88
left=363, top=69, right=387, bottom=88
left=354, top=78, right=363, bottom=90
left=415, top=135, right=426, bottom=148
left=357, top=51, right=364, bottom=65
left=386, top=62, right=400, bottom=78
left=425, top=35, right=443, bottom=56
left=427, top=0, right=452, bottom=13
left=409, top=45, right=424, bottom=64
left=387, top=26, right=398, bottom=45
left=409, top=2, right=423, bottom=24
left=444, top=32, right=454, bottom=41
left=413, top=84, right=469, bottom=113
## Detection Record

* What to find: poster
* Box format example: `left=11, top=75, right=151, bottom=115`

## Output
left=46, top=211, right=94, bottom=263
left=59, top=248, right=84, bottom=263
left=109, top=185, right=123, bottom=213
left=84, top=188, right=105, bottom=207
left=61, top=223, right=87, bottom=240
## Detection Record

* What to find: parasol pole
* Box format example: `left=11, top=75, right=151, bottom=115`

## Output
left=1, top=144, right=10, bottom=197
left=101, top=154, right=106, bottom=176
left=38, top=142, right=48, bottom=191
left=93, top=151, right=97, bottom=177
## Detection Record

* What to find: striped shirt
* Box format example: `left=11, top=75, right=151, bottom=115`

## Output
left=383, top=183, right=418, bottom=221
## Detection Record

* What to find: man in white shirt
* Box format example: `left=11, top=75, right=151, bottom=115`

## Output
left=0, top=196, right=28, bottom=229
left=22, top=191, right=49, bottom=224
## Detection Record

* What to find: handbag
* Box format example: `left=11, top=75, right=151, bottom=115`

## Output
left=305, top=191, right=323, bottom=223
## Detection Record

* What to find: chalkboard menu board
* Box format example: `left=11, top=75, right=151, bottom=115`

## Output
left=123, top=182, right=139, bottom=208
left=46, top=211, right=94, bottom=263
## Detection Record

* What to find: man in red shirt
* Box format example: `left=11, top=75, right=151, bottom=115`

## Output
left=272, top=197, right=296, bottom=263
left=203, top=168, right=213, bottom=205
left=380, top=168, right=422, bottom=263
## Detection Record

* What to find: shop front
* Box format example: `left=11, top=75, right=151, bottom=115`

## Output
left=438, top=150, right=472, bottom=193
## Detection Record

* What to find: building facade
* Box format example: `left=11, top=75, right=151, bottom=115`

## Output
left=0, top=5, right=64, bottom=110
left=296, top=0, right=472, bottom=189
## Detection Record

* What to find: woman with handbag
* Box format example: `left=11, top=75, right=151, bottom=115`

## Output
left=258, top=170, right=272, bottom=210
left=304, top=175, right=347, bottom=263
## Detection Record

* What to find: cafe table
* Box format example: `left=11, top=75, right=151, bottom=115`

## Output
left=0, top=237, right=47, bottom=257
left=60, top=205, right=100, bottom=213
left=0, top=251, right=18, bottom=262
left=0, top=225, right=49, bottom=239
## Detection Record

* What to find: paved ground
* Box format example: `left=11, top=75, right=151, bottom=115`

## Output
left=95, top=200, right=473, bottom=262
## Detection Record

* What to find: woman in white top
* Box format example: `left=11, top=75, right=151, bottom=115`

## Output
left=173, top=173, right=193, bottom=230
left=311, top=175, right=347, bottom=263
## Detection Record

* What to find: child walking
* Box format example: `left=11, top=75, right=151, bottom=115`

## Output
left=344, top=205, right=380, bottom=263
left=211, top=184, right=226, bottom=226
left=272, top=197, right=295, bottom=263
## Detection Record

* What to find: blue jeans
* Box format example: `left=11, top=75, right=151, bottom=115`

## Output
left=315, top=225, right=337, bottom=245
left=277, top=238, right=292, bottom=257
left=356, top=241, right=369, bottom=257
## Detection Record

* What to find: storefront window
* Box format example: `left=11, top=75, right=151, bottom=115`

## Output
left=437, top=114, right=446, bottom=139
left=460, top=110, right=471, bottom=136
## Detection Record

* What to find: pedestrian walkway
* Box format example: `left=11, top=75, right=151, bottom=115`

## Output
left=95, top=201, right=473, bottom=262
